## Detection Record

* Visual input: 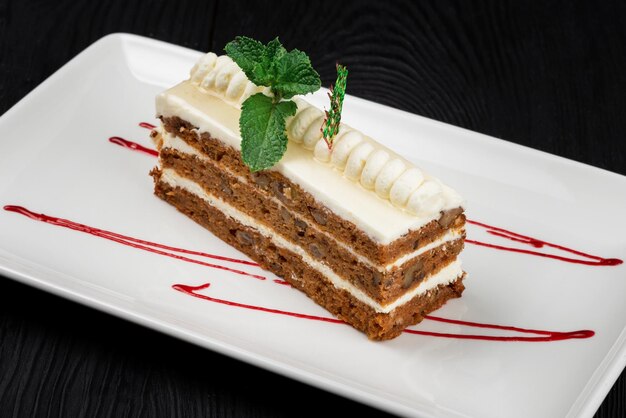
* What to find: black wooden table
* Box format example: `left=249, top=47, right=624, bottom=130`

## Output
left=1, top=1, right=624, bottom=416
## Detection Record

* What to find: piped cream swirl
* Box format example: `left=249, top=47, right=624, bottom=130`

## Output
left=286, top=100, right=463, bottom=216
left=189, top=53, right=271, bottom=107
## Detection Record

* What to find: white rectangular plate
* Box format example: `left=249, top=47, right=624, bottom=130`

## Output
left=0, top=34, right=625, bottom=418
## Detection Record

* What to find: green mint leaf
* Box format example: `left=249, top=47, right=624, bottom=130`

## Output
left=239, top=93, right=297, bottom=172
left=273, top=49, right=321, bottom=99
left=262, top=38, right=287, bottom=64
left=249, top=62, right=273, bottom=88
left=224, top=36, right=265, bottom=81
left=262, top=38, right=287, bottom=70
left=226, top=37, right=320, bottom=98
left=253, top=38, right=287, bottom=86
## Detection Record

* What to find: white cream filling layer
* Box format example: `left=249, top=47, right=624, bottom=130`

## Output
left=159, top=130, right=465, bottom=272
left=159, top=168, right=464, bottom=314
left=161, top=130, right=201, bottom=157
left=386, top=229, right=463, bottom=270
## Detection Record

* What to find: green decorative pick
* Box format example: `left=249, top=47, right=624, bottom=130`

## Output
left=322, top=63, right=348, bottom=149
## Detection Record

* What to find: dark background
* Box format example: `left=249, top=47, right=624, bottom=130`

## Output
left=1, top=0, right=625, bottom=416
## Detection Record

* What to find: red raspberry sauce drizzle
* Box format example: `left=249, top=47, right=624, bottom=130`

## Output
left=407, top=315, right=593, bottom=341
left=2, top=204, right=594, bottom=342
left=3, top=205, right=263, bottom=280
left=139, top=122, right=156, bottom=130
left=109, top=137, right=158, bottom=157
left=173, top=283, right=594, bottom=342
left=112, top=123, right=623, bottom=268
left=107, top=122, right=159, bottom=157
left=466, top=220, right=622, bottom=266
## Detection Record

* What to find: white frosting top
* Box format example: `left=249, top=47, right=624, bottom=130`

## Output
left=156, top=53, right=464, bottom=244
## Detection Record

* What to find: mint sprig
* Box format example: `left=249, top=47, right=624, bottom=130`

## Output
left=225, top=36, right=321, bottom=171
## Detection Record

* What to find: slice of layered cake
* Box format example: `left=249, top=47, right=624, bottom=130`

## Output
left=151, top=38, right=466, bottom=340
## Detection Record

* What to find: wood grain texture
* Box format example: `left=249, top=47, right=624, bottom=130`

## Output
left=0, top=0, right=624, bottom=417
